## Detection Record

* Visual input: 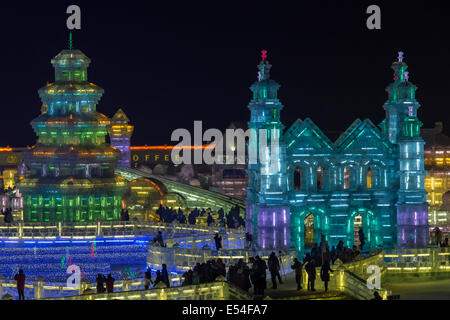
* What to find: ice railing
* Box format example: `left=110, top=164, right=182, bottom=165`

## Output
left=0, top=270, right=187, bottom=300
left=301, top=247, right=450, bottom=300
left=146, top=222, right=295, bottom=273
left=331, top=247, right=450, bottom=279
left=338, top=270, right=390, bottom=300
left=0, top=250, right=403, bottom=300
left=148, top=241, right=296, bottom=275
left=49, top=269, right=387, bottom=301
left=48, top=279, right=253, bottom=300
left=382, top=247, right=450, bottom=273
left=0, top=220, right=244, bottom=239
left=0, top=272, right=253, bottom=300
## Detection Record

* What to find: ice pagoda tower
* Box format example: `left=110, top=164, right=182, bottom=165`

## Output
left=383, top=52, right=429, bottom=247
left=19, top=40, right=128, bottom=222
left=245, top=51, right=290, bottom=250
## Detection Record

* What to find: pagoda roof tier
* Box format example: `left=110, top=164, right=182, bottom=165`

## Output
left=111, top=109, right=130, bottom=124
left=31, top=113, right=110, bottom=127
left=27, top=144, right=120, bottom=161
left=39, top=82, right=103, bottom=96
left=51, top=49, right=91, bottom=67
left=19, top=175, right=128, bottom=192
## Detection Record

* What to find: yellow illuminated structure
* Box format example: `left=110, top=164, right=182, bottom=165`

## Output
left=424, top=174, right=449, bottom=207
left=422, top=122, right=450, bottom=228
left=108, top=109, right=134, bottom=168
left=125, top=178, right=186, bottom=221
left=422, top=122, right=450, bottom=207
left=2, top=169, right=16, bottom=190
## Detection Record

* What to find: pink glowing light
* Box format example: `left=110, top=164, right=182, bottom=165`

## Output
left=261, top=50, right=267, bottom=61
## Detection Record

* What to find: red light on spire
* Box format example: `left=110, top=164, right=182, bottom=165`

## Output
left=261, top=50, right=267, bottom=61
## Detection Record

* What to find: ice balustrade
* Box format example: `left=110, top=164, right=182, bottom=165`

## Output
left=164, top=233, right=246, bottom=250
left=148, top=244, right=296, bottom=274
left=13, top=267, right=382, bottom=300
left=0, top=270, right=187, bottom=300
left=330, top=247, right=450, bottom=280
left=25, top=247, right=450, bottom=300
left=49, top=279, right=253, bottom=300
left=335, top=251, right=385, bottom=279
left=44, top=267, right=386, bottom=300
left=1, top=229, right=447, bottom=299
left=7, top=248, right=440, bottom=300
left=382, top=247, right=450, bottom=273
left=338, top=270, right=390, bottom=300
left=292, top=253, right=391, bottom=300
left=297, top=267, right=390, bottom=300
left=296, top=248, right=450, bottom=300
left=0, top=220, right=243, bottom=239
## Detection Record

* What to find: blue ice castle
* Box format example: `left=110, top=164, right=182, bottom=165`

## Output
left=245, top=51, right=429, bottom=252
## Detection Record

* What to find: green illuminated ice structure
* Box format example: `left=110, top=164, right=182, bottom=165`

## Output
left=246, top=51, right=290, bottom=250
left=246, top=51, right=429, bottom=252
left=19, top=42, right=128, bottom=222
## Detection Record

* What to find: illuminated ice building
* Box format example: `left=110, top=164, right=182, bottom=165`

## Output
left=19, top=42, right=128, bottom=222
left=246, top=51, right=429, bottom=252
left=108, top=109, right=134, bottom=168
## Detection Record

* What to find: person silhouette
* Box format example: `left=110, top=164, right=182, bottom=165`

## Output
left=14, top=269, right=26, bottom=300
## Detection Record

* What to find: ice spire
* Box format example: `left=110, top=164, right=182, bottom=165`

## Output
left=69, top=32, right=73, bottom=50
left=257, top=49, right=271, bottom=81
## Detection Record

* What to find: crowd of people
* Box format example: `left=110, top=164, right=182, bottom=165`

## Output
left=141, top=265, right=171, bottom=289
left=182, top=259, right=226, bottom=286
left=147, top=249, right=345, bottom=297
left=302, top=229, right=371, bottom=267
left=155, top=205, right=245, bottom=229
left=295, top=232, right=375, bottom=293
left=180, top=252, right=287, bottom=297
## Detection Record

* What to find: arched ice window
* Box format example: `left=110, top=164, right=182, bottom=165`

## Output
left=367, top=167, right=372, bottom=189
left=294, top=167, right=302, bottom=190
left=317, top=166, right=323, bottom=190
left=344, top=166, right=351, bottom=189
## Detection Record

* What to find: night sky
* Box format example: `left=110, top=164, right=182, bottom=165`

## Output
left=1, top=1, right=449, bottom=147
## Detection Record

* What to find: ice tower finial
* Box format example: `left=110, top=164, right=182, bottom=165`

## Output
left=261, top=49, right=267, bottom=62
left=69, top=31, right=73, bottom=50
left=257, top=50, right=272, bottom=81
left=398, top=51, right=404, bottom=63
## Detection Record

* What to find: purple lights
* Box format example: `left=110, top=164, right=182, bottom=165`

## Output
left=256, top=206, right=290, bottom=250
left=397, top=204, right=429, bottom=248
left=397, top=205, right=428, bottom=226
